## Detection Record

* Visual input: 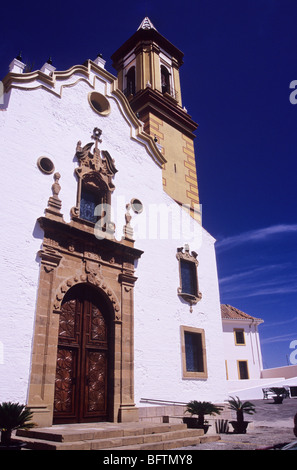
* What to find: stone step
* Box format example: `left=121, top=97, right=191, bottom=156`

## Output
left=16, top=422, right=220, bottom=451
left=17, top=422, right=186, bottom=443
left=109, top=435, right=221, bottom=451
left=17, top=428, right=206, bottom=451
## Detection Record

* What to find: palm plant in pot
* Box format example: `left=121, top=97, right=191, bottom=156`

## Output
left=0, top=402, right=36, bottom=449
left=184, top=400, right=223, bottom=433
left=228, top=396, right=256, bottom=434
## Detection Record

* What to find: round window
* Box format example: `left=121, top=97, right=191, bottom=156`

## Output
left=130, top=198, right=143, bottom=214
left=37, top=156, right=55, bottom=174
left=88, top=92, right=111, bottom=116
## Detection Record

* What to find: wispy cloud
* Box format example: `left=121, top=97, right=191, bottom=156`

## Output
left=220, top=281, right=297, bottom=299
left=219, top=263, right=289, bottom=285
left=219, top=262, right=297, bottom=298
left=216, top=224, right=297, bottom=251
left=261, top=316, right=297, bottom=328
left=245, top=285, right=297, bottom=298
left=261, top=333, right=297, bottom=345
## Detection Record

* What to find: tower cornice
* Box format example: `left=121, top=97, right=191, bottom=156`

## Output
left=111, top=28, right=184, bottom=70
left=129, top=88, right=198, bottom=139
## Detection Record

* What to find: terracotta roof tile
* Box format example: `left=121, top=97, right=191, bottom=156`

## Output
left=221, top=304, right=263, bottom=323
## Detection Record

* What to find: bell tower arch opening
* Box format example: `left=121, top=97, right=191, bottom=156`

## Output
left=126, top=66, right=136, bottom=97
left=160, top=64, right=171, bottom=95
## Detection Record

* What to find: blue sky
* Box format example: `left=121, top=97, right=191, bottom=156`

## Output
left=1, top=0, right=296, bottom=368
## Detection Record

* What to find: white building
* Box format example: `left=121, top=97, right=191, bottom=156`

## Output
left=221, top=304, right=297, bottom=400
left=221, top=304, right=264, bottom=382
left=0, top=18, right=229, bottom=427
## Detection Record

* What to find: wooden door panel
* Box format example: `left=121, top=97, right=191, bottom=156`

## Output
left=89, top=304, right=107, bottom=343
left=84, top=350, right=108, bottom=417
left=54, top=296, right=81, bottom=422
left=82, top=299, right=108, bottom=419
left=58, top=298, right=80, bottom=343
left=54, top=347, right=78, bottom=417
left=54, top=286, right=109, bottom=424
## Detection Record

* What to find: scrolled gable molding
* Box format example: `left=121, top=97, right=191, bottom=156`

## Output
left=2, top=60, right=166, bottom=168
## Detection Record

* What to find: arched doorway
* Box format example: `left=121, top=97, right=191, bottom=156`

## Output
left=53, top=284, right=113, bottom=424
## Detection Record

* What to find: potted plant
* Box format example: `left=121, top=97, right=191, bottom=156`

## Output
left=228, top=396, right=256, bottom=434
left=269, top=387, right=287, bottom=404
left=0, top=402, right=36, bottom=450
left=184, top=400, right=223, bottom=433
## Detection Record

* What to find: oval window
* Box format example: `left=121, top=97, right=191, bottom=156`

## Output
left=88, top=92, right=110, bottom=116
left=37, top=156, right=55, bottom=174
left=130, top=198, right=143, bottom=214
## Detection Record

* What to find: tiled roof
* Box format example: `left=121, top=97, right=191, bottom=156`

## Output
left=221, top=304, right=263, bottom=323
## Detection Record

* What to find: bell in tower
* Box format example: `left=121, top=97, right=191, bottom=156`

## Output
left=111, top=18, right=201, bottom=221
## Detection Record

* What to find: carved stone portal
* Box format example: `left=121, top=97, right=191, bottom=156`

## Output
left=27, top=137, right=143, bottom=427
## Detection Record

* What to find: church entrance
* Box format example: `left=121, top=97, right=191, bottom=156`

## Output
left=53, top=284, right=111, bottom=424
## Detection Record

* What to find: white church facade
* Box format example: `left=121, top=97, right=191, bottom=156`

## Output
left=0, top=18, right=293, bottom=428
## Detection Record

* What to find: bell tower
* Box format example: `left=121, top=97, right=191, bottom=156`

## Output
left=111, top=18, right=200, bottom=220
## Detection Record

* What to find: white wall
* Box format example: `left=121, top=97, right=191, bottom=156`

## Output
left=0, top=67, right=227, bottom=406
left=134, top=220, right=228, bottom=405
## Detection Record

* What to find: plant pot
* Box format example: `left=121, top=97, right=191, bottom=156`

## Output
left=230, top=421, right=250, bottom=434
left=182, top=417, right=210, bottom=433
left=183, top=417, right=200, bottom=428
left=0, top=440, right=27, bottom=450
left=273, top=396, right=284, bottom=404
left=0, top=430, right=26, bottom=450
left=200, top=424, right=210, bottom=434
left=0, top=430, right=11, bottom=446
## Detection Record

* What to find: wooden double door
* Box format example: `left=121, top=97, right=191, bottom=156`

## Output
left=53, top=285, right=111, bottom=423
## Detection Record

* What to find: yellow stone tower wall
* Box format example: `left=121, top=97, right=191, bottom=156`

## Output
left=142, top=113, right=199, bottom=210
